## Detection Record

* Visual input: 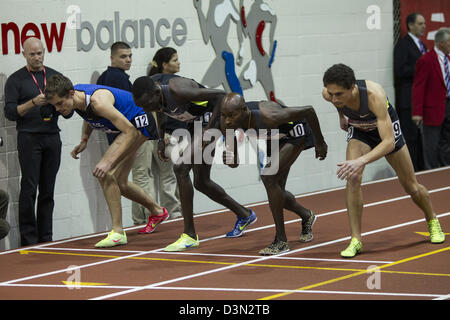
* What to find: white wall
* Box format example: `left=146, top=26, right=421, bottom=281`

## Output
left=0, top=0, right=396, bottom=250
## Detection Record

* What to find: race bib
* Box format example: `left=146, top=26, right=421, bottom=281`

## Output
left=392, top=120, right=402, bottom=139
left=289, top=123, right=305, bottom=137
left=134, top=114, right=149, bottom=128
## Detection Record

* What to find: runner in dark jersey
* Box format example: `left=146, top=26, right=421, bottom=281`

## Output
left=220, top=93, right=328, bottom=255
left=45, top=75, right=166, bottom=248
left=322, top=63, right=445, bottom=258
left=132, top=75, right=257, bottom=252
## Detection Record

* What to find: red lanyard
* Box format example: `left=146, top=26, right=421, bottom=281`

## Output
left=27, top=66, right=46, bottom=94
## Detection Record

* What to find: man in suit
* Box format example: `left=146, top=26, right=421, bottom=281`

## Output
left=394, top=12, right=427, bottom=171
left=412, top=28, right=450, bottom=169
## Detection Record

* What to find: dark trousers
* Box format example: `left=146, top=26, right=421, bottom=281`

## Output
left=397, top=106, right=423, bottom=171
left=423, top=99, right=450, bottom=170
left=106, top=132, right=119, bottom=145
left=0, top=190, right=10, bottom=240
left=17, top=132, right=61, bottom=246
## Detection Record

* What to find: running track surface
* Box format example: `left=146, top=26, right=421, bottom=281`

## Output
left=0, top=167, right=449, bottom=302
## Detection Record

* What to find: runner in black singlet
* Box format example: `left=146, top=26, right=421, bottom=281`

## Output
left=131, top=75, right=257, bottom=251
left=322, top=63, right=445, bottom=258
left=220, top=93, right=328, bottom=255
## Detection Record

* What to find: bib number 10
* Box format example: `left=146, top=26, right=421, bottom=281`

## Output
left=290, top=123, right=305, bottom=137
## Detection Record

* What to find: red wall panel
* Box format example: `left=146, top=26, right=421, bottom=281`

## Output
left=399, top=0, right=450, bottom=49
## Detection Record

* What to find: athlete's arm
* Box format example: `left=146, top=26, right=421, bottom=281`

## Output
left=171, top=77, right=226, bottom=130
left=70, top=121, right=93, bottom=159
left=90, top=89, right=140, bottom=177
left=220, top=117, right=239, bottom=168
left=266, top=102, right=327, bottom=160
left=322, top=87, right=331, bottom=102
left=156, top=112, right=170, bottom=161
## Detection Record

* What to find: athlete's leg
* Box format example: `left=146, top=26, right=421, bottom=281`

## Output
left=345, top=139, right=372, bottom=241
left=173, top=162, right=195, bottom=238
left=114, top=137, right=163, bottom=218
left=279, top=166, right=311, bottom=221
left=260, top=143, right=303, bottom=242
left=193, top=163, right=251, bottom=219
left=385, top=146, right=435, bottom=221
left=99, top=134, right=162, bottom=234
left=96, top=133, right=134, bottom=234
left=192, top=144, right=252, bottom=219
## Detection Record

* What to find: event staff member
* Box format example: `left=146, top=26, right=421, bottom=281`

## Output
left=4, top=37, right=70, bottom=246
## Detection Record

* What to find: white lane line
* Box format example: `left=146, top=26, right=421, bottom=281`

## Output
left=90, top=212, right=450, bottom=300
left=2, top=167, right=448, bottom=256
left=433, top=294, right=450, bottom=300
left=0, top=283, right=443, bottom=299
left=140, top=251, right=395, bottom=264
left=34, top=247, right=395, bottom=264
left=8, top=183, right=447, bottom=258
left=1, top=185, right=448, bottom=289
left=137, top=286, right=445, bottom=298
left=0, top=248, right=163, bottom=285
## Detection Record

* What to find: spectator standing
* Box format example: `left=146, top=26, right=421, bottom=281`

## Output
left=4, top=37, right=69, bottom=246
left=137, top=47, right=184, bottom=233
left=412, top=28, right=450, bottom=169
left=394, top=12, right=427, bottom=171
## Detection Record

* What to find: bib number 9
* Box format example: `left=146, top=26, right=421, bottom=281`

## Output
left=392, top=120, right=401, bottom=139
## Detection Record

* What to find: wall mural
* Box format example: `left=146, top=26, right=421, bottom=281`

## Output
left=194, top=0, right=280, bottom=103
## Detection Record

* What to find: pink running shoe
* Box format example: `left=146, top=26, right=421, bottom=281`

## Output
left=138, top=208, right=169, bottom=234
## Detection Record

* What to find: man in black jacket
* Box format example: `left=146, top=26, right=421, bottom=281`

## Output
left=4, top=37, right=70, bottom=246
left=394, top=12, right=427, bottom=171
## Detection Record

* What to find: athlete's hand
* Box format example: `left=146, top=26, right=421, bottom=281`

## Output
left=223, top=150, right=238, bottom=168
left=70, top=141, right=87, bottom=159
left=93, top=159, right=112, bottom=178
left=336, top=158, right=366, bottom=180
left=157, top=139, right=170, bottom=162
left=339, top=116, right=348, bottom=131
left=315, top=140, right=328, bottom=160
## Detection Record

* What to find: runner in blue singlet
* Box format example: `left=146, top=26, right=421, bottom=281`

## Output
left=45, top=75, right=167, bottom=248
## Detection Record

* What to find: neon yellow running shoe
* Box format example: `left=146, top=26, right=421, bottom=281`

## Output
left=164, top=233, right=199, bottom=252
left=340, top=237, right=362, bottom=258
left=427, top=219, right=445, bottom=244
left=95, top=230, right=127, bottom=248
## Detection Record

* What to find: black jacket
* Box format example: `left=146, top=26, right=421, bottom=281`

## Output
left=4, top=66, right=65, bottom=133
left=394, top=34, right=426, bottom=109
